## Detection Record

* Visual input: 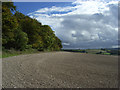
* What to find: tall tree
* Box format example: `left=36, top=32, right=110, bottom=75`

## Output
left=2, top=3, right=18, bottom=48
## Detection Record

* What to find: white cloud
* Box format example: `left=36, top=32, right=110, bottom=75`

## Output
left=71, top=0, right=109, bottom=15
left=35, top=6, right=76, bottom=13
left=63, top=43, right=70, bottom=46
left=28, top=0, right=118, bottom=49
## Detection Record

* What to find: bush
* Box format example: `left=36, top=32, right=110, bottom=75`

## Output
left=103, top=53, right=111, bottom=55
left=14, top=27, right=28, bottom=50
left=96, top=51, right=102, bottom=54
left=25, top=45, right=32, bottom=49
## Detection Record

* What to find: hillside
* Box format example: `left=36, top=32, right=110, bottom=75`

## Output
left=2, top=2, right=62, bottom=53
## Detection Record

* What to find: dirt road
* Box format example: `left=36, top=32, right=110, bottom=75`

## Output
left=2, top=52, right=118, bottom=88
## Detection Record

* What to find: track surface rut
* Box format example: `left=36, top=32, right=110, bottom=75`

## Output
left=2, top=52, right=118, bottom=88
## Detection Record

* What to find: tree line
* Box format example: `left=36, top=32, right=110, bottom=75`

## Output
left=2, top=2, right=62, bottom=51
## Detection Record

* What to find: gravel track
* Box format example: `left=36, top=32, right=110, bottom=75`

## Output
left=2, top=51, right=118, bottom=88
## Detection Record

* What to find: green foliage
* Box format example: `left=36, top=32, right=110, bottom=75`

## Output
left=2, top=4, right=18, bottom=48
left=102, top=53, right=111, bottom=55
left=2, top=2, right=16, bottom=11
left=2, top=48, right=39, bottom=58
left=13, top=27, right=28, bottom=50
left=2, top=2, right=62, bottom=52
left=107, top=49, right=119, bottom=55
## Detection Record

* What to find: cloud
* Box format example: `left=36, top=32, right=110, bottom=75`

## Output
left=28, top=0, right=118, bottom=49
left=35, top=6, right=76, bottom=13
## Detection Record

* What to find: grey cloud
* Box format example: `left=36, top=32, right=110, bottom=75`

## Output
left=55, top=11, right=118, bottom=49
left=30, top=1, right=118, bottom=49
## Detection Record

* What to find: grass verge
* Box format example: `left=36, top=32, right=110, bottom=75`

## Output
left=2, top=48, right=39, bottom=58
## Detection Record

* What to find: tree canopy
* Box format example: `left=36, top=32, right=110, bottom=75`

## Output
left=2, top=2, right=62, bottom=51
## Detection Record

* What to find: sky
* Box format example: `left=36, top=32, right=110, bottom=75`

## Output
left=14, top=0, right=119, bottom=49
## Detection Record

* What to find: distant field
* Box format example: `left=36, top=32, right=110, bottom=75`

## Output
left=62, top=48, right=119, bottom=55
left=86, top=49, right=109, bottom=54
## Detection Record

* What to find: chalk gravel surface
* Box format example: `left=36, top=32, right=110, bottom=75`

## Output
left=2, top=52, right=118, bottom=88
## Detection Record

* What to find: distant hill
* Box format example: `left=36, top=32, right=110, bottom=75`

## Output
left=62, top=48, right=120, bottom=55
left=105, top=48, right=120, bottom=50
